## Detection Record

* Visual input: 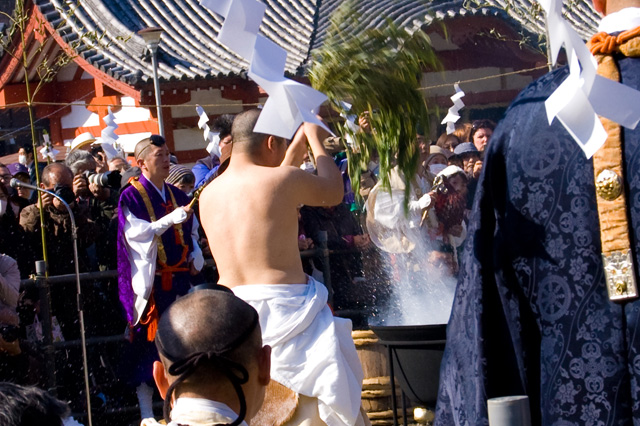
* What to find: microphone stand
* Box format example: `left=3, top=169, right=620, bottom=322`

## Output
left=12, top=179, right=93, bottom=426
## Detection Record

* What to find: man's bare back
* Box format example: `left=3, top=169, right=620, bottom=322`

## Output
left=199, top=110, right=343, bottom=288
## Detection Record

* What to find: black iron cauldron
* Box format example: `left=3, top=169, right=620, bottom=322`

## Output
left=370, top=324, right=446, bottom=407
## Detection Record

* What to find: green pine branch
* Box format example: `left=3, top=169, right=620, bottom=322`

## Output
left=309, top=1, right=440, bottom=210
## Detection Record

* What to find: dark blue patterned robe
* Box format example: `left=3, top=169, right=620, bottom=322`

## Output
left=435, top=54, right=640, bottom=425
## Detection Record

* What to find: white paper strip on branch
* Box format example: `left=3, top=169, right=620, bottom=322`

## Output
left=338, top=101, right=359, bottom=149
left=200, top=0, right=332, bottom=139
left=440, top=83, right=465, bottom=135
left=39, top=132, right=59, bottom=162
left=338, top=101, right=359, bottom=132
left=540, top=0, right=640, bottom=158
left=196, top=104, right=222, bottom=158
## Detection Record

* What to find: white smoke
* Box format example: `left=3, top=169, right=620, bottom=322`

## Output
left=366, top=204, right=457, bottom=326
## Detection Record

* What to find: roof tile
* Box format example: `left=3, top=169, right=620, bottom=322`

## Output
left=33, top=0, right=600, bottom=87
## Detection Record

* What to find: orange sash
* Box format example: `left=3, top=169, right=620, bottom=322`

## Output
left=131, top=179, right=189, bottom=340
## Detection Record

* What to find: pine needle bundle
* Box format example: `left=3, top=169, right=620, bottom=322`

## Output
left=309, top=1, right=440, bottom=209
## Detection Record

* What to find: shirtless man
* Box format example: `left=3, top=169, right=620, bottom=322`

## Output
left=200, top=110, right=342, bottom=286
left=200, top=109, right=367, bottom=426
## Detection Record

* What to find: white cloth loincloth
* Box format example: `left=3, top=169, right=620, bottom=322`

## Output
left=233, top=277, right=363, bottom=426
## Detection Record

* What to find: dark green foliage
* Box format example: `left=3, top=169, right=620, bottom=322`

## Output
left=309, top=1, right=440, bottom=209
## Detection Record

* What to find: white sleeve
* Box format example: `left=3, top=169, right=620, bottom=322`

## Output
left=188, top=215, right=204, bottom=272
left=373, top=190, right=402, bottom=228
left=122, top=205, right=158, bottom=325
left=408, top=193, right=432, bottom=211
left=125, top=207, right=188, bottom=241
left=375, top=188, right=429, bottom=229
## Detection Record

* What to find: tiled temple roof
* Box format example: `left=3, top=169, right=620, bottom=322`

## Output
left=33, top=0, right=600, bottom=87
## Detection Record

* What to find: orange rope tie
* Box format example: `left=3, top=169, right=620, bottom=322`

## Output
left=158, top=245, right=190, bottom=292
left=141, top=245, right=189, bottom=341
left=139, top=293, right=159, bottom=342
left=590, top=26, right=640, bottom=55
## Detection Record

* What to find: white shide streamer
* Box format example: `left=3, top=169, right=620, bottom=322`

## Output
left=200, top=0, right=332, bottom=139
left=100, top=107, right=123, bottom=160
left=39, top=132, right=59, bottom=162
left=541, top=0, right=640, bottom=158
left=196, top=104, right=222, bottom=158
left=338, top=101, right=359, bottom=149
left=440, top=83, right=465, bottom=135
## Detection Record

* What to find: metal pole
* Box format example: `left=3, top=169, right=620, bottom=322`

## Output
left=388, top=346, right=398, bottom=426
left=488, top=396, right=532, bottom=426
left=150, top=47, right=164, bottom=138
left=67, top=200, right=93, bottom=426
left=401, top=391, right=408, bottom=426
left=317, top=231, right=333, bottom=304
left=27, top=187, right=93, bottom=426
left=35, top=260, right=57, bottom=395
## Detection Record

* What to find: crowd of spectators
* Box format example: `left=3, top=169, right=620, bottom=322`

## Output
left=0, top=114, right=494, bottom=417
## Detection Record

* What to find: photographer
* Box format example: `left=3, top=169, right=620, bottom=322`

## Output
left=18, top=163, right=98, bottom=403
left=66, top=150, right=121, bottom=203
left=66, top=150, right=97, bottom=204
left=19, top=163, right=97, bottom=284
left=66, top=150, right=121, bottom=270
left=90, top=144, right=109, bottom=174
left=88, top=167, right=121, bottom=270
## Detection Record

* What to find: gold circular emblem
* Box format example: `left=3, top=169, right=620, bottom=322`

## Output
left=596, top=169, right=623, bottom=201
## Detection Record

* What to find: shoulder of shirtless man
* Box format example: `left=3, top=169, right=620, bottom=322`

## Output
left=199, top=110, right=343, bottom=287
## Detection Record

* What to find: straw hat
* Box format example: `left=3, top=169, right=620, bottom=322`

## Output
left=426, top=145, right=451, bottom=164
left=70, top=132, right=96, bottom=152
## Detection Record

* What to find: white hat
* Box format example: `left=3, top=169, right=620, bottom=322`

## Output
left=436, top=165, right=465, bottom=179
left=70, top=132, right=96, bottom=152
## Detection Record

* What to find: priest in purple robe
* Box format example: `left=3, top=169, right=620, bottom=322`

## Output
left=117, top=135, right=204, bottom=419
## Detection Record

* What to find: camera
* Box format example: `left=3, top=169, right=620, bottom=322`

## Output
left=83, top=170, right=122, bottom=189
left=0, top=324, right=19, bottom=342
left=432, top=175, right=449, bottom=196
left=53, top=184, right=77, bottom=205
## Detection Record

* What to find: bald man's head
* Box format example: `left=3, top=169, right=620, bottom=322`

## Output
left=41, top=163, right=73, bottom=189
left=154, top=289, right=269, bottom=425
left=592, top=0, right=640, bottom=15
left=156, top=289, right=261, bottom=371
left=230, top=109, right=270, bottom=156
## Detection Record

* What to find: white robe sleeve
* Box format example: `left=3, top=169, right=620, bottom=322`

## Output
left=123, top=205, right=195, bottom=324
left=122, top=205, right=158, bottom=325
left=372, top=190, right=402, bottom=228
left=374, top=189, right=427, bottom=230
left=408, top=193, right=432, bottom=211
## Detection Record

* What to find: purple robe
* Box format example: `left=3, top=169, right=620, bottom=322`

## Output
left=117, top=174, right=194, bottom=324
left=117, top=175, right=195, bottom=384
